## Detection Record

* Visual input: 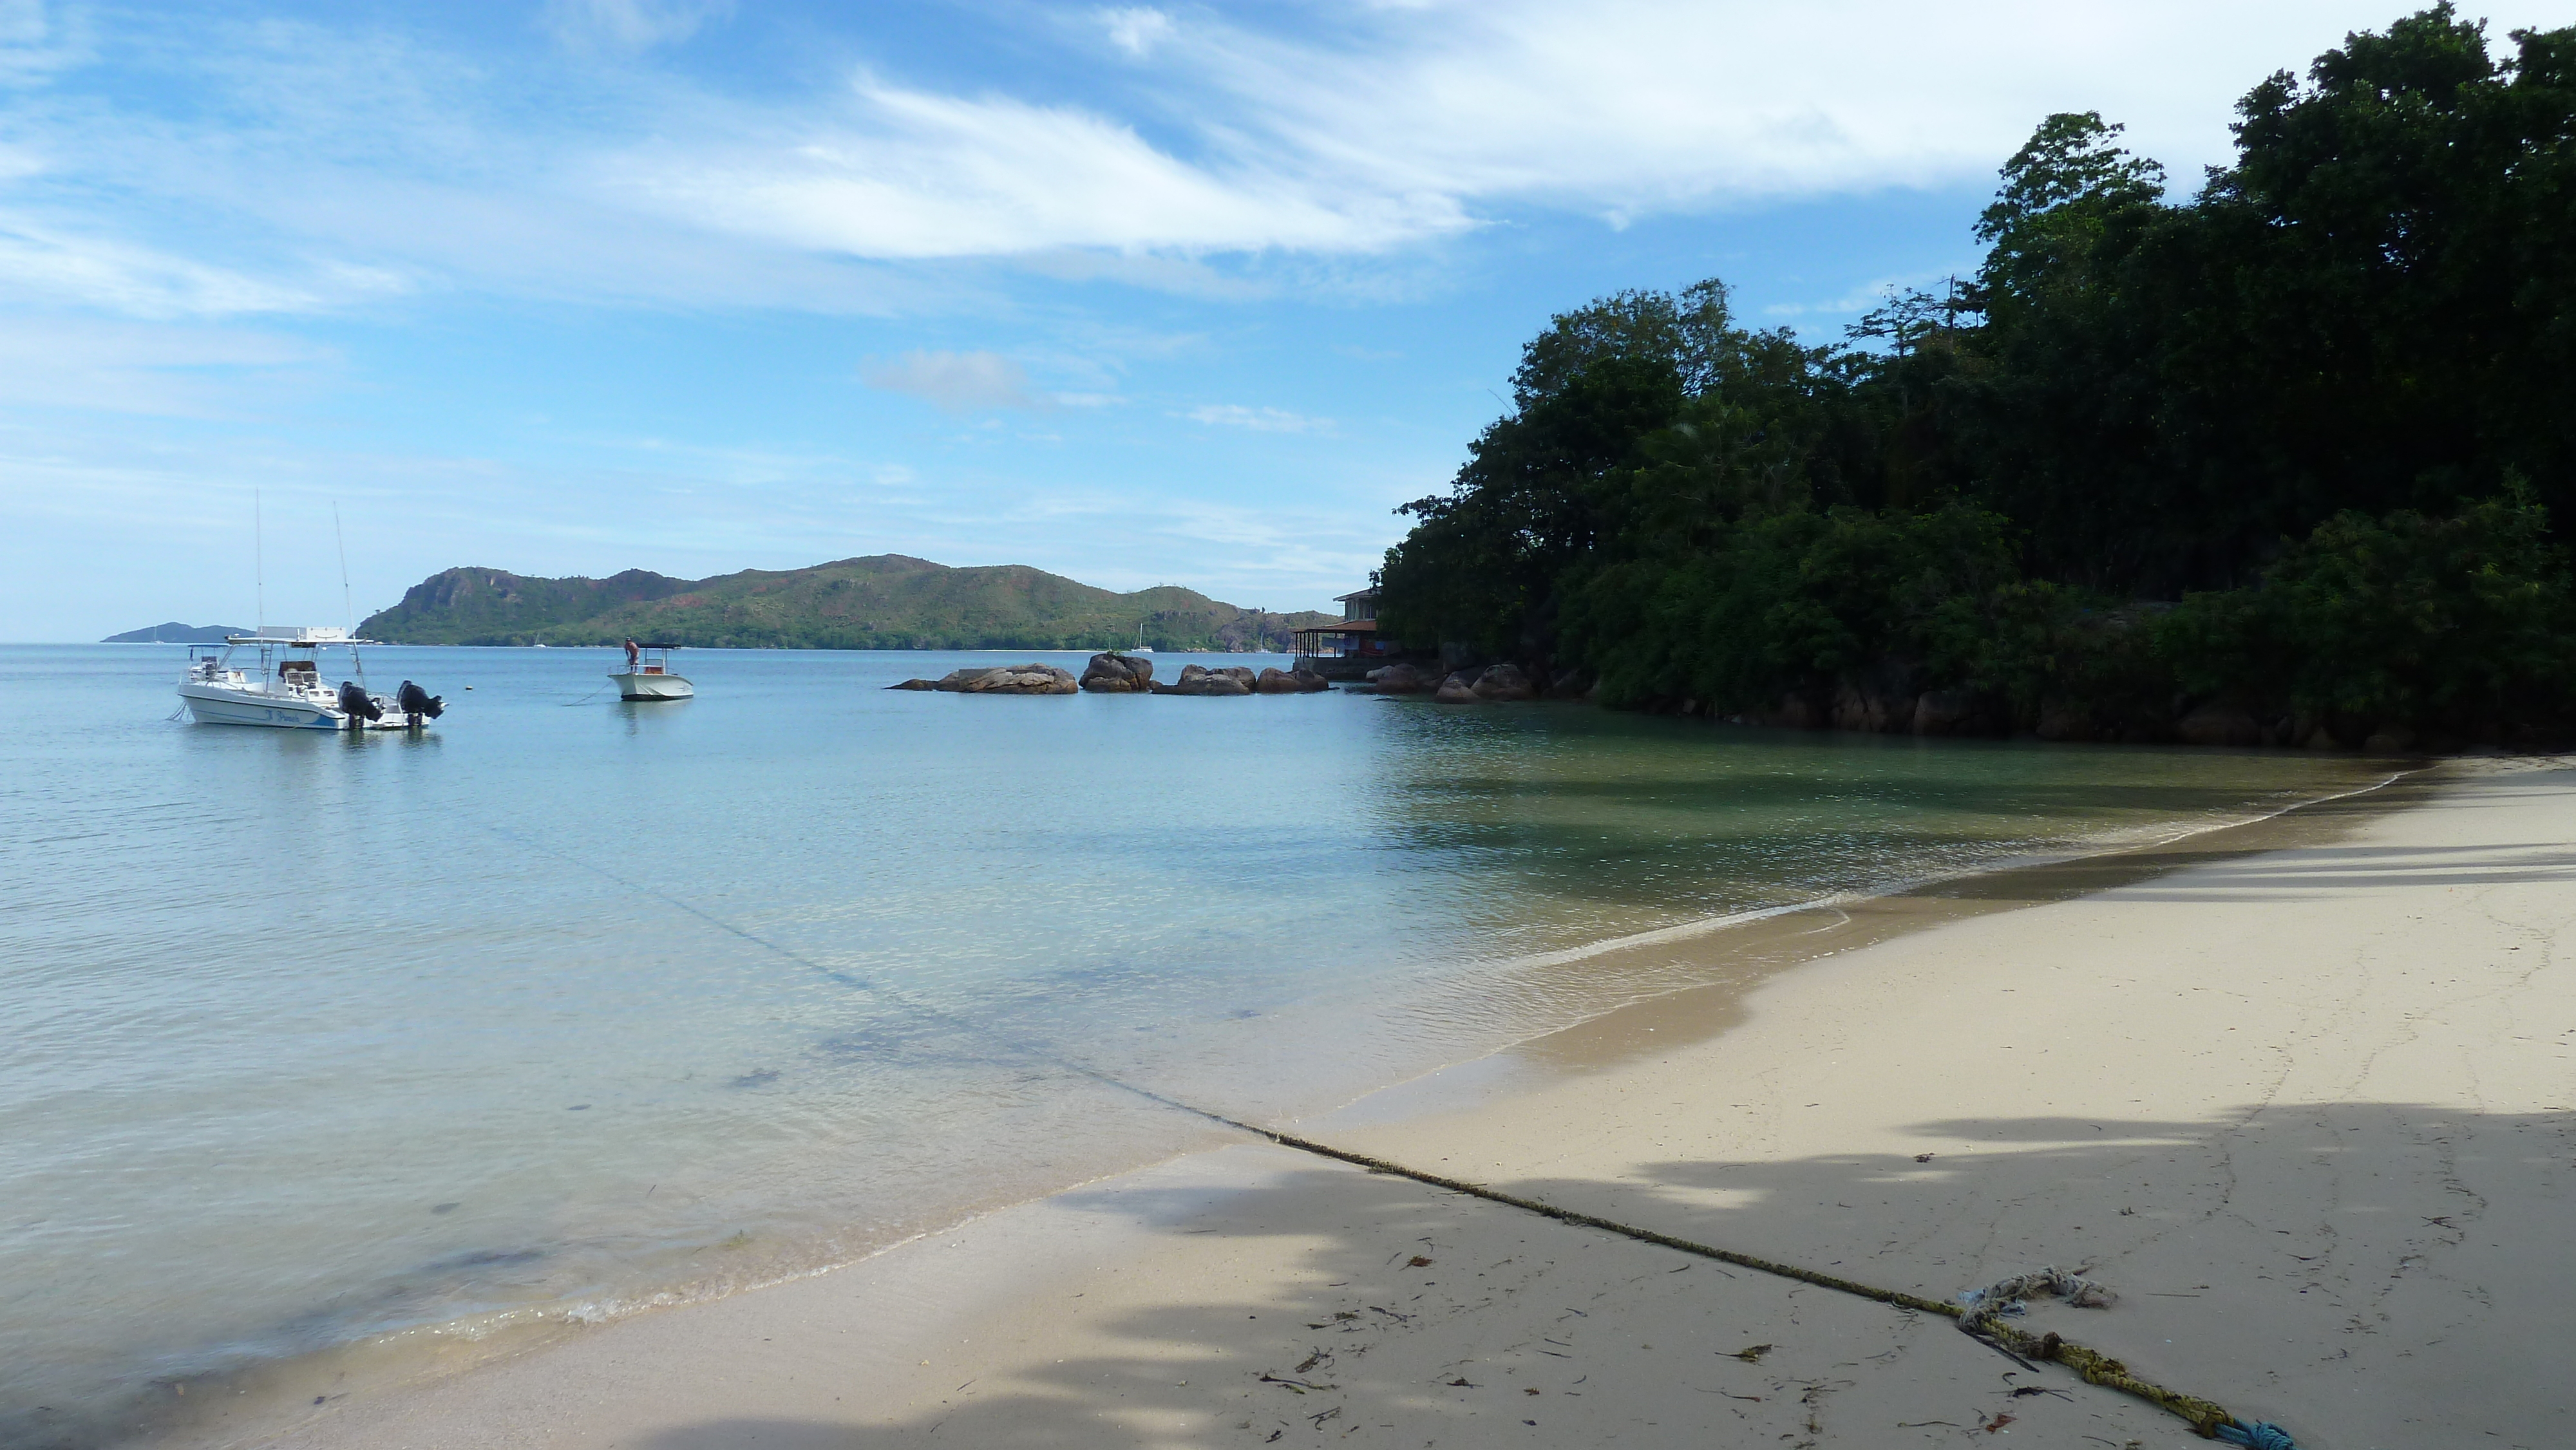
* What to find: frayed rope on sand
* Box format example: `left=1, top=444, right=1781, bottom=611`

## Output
left=1237, top=1120, right=2301, bottom=1447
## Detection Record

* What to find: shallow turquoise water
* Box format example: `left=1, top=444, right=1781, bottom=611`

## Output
left=0, top=644, right=2374, bottom=1445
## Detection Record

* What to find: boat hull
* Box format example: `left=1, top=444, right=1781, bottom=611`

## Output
left=178, top=684, right=341, bottom=730
left=611, top=672, right=694, bottom=701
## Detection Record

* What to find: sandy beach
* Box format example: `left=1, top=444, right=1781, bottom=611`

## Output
left=192, top=761, right=2575, bottom=1450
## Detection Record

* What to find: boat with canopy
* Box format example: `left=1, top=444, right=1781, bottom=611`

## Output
left=176, top=627, right=444, bottom=730
left=611, top=643, right=693, bottom=701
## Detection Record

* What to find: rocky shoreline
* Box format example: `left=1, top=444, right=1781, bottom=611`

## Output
left=885, top=650, right=2495, bottom=755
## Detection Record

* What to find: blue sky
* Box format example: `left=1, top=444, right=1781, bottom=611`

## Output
left=6, top=0, right=2570, bottom=639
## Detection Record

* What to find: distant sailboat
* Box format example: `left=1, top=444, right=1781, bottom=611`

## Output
left=1132, top=621, right=1154, bottom=655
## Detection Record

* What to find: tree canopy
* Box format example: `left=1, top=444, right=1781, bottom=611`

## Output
left=1378, top=6, right=2576, bottom=746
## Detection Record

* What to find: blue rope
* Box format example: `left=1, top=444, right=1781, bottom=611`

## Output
left=2214, top=1421, right=2298, bottom=1449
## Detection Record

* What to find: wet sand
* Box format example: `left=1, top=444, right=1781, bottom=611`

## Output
left=188, top=761, right=2576, bottom=1449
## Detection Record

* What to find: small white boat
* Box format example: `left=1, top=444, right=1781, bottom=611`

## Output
left=178, top=628, right=445, bottom=730
left=611, top=645, right=693, bottom=701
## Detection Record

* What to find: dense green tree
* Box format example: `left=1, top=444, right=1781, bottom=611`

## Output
left=1391, top=11, right=2576, bottom=747
left=1959, top=5, right=2576, bottom=591
left=2157, top=491, right=2576, bottom=737
left=1379, top=286, right=1716, bottom=657
left=1377, top=7, right=2576, bottom=743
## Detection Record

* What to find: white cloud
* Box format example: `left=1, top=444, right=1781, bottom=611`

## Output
left=0, top=0, right=86, bottom=80
left=0, top=317, right=336, bottom=416
left=862, top=350, right=1039, bottom=412
left=2, top=1, right=2562, bottom=317
left=587, top=1, right=2524, bottom=272
left=1762, top=274, right=1949, bottom=321
left=612, top=77, right=1468, bottom=259
left=1187, top=403, right=1329, bottom=434
left=1152, top=1, right=2440, bottom=214
left=1100, top=7, right=1175, bottom=59
left=0, top=216, right=337, bottom=317
left=542, top=0, right=732, bottom=52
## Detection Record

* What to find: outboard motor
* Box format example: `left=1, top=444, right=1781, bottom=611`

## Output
left=336, top=681, right=383, bottom=724
left=396, top=680, right=445, bottom=720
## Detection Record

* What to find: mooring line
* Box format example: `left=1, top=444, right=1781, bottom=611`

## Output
left=482, top=820, right=2298, bottom=1445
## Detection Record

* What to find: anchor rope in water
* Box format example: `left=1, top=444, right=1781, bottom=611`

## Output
left=483, top=822, right=2301, bottom=1446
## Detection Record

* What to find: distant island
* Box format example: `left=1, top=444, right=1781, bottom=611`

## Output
left=359, top=554, right=1334, bottom=651
left=102, top=623, right=250, bottom=644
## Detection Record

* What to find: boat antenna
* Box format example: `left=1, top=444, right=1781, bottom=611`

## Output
left=254, top=486, right=265, bottom=637
left=332, top=502, right=354, bottom=632
left=334, top=501, right=365, bottom=686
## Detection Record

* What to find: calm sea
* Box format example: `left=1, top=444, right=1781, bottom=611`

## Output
left=0, top=644, right=2376, bottom=1446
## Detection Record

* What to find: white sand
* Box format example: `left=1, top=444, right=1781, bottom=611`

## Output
left=209, top=764, right=2576, bottom=1450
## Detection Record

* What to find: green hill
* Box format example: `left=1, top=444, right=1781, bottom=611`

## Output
left=359, top=555, right=1337, bottom=651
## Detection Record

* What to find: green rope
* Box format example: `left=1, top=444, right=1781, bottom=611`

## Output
left=1232, top=1119, right=2289, bottom=1445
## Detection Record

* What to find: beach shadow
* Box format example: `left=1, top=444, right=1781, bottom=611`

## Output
left=1931, top=839, right=2576, bottom=905
left=610, top=1100, right=2574, bottom=1450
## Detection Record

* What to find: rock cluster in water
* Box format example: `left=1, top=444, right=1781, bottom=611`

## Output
left=888, top=664, right=1079, bottom=694
left=1151, top=662, right=1331, bottom=695
left=1364, top=661, right=1540, bottom=703
left=889, top=654, right=1331, bottom=697
left=1079, top=654, right=1155, bottom=693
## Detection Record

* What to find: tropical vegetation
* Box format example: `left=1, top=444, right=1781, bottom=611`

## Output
left=1378, top=6, right=2576, bottom=747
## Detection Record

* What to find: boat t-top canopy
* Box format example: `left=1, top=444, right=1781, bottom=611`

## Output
left=222, top=626, right=372, bottom=645
left=629, top=641, right=683, bottom=649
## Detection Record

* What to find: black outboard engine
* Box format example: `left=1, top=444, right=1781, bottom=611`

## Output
left=336, top=681, right=383, bottom=724
left=396, top=680, right=445, bottom=720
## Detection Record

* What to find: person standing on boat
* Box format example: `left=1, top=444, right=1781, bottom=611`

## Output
left=623, top=637, right=639, bottom=671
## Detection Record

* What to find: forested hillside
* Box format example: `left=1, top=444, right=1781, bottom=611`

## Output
left=1379, top=5, right=2576, bottom=748
left=362, top=554, right=1331, bottom=651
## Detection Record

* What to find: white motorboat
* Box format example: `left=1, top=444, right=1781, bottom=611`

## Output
left=611, top=644, right=693, bottom=701
left=177, top=628, right=445, bottom=730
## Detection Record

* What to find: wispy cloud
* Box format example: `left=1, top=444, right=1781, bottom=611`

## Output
left=0, top=217, right=343, bottom=317
left=1187, top=403, right=1330, bottom=434
left=613, top=77, right=1469, bottom=259
left=0, top=317, right=337, bottom=416
left=1761, top=274, right=1948, bottom=320
left=541, top=0, right=733, bottom=53
left=862, top=350, right=1039, bottom=412
left=0, top=0, right=88, bottom=80
left=1099, top=7, right=1176, bottom=59
left=0, top=1, right=2486, bottom=317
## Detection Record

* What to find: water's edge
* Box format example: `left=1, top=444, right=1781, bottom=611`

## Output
left=144, top=764, right=2432, bottom=1450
